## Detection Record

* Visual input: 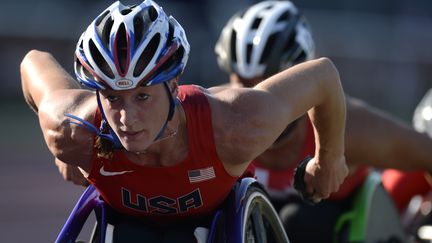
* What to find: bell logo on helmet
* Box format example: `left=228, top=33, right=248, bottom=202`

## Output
left=116, top=79, right=133, bottom=88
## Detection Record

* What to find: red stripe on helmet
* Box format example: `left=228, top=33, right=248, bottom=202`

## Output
left=113, top=28, right=131, bottom=78
left=137, top=40, right=180, bottom=86
left=76, top=53, right=110, bottom=89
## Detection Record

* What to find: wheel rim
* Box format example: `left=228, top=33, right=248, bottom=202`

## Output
left=242, top=191, right=290, bottom=243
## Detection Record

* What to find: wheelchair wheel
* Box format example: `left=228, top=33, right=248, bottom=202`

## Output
left=242, top=187, right=290, bottom=243
left=334, top=171, right=407, bottom=243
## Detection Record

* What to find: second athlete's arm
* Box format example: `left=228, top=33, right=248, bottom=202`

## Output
left=210, top=58, right=347, bottom=198
left=345, top=96, right=432, bottom=172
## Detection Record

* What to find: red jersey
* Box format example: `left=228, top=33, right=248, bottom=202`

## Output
left=254, top=118, right=369, bottom=201
left=87, top=85, right=238, bottom=223
left=382, top=169, right=431, bottom=212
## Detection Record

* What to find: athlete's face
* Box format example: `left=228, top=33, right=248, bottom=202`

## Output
left=229, top=73, right=264, bottom=88
left=99, top=81, right=175, bottom=152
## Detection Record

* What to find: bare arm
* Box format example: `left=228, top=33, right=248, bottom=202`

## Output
left=211, top=58, right=347, bottom=198
left=345, top=96, right=432, bottom=172
left=21, top=50, right=81, bottom=113
left=208, top=83, right=230, bottom=94
left=21, top=50, right=95, bottom=170
left=212, top=58, right=345, bottom=163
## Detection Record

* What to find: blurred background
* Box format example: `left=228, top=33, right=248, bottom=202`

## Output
left=0, top=0, right=431, bottom=242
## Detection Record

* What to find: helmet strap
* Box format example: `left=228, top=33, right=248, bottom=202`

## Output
left=63, top=91, right=123, bottom=150
left=153, top=82, right=179, bottom=141
left=96, top=91, right=124, bottom=149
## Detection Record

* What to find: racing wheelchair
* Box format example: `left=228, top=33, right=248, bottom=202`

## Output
left=55, top=177, right=289, bottom=243
left=333, top=171, right=407, bottom=243
left=291, top=157, right=407, bottom=243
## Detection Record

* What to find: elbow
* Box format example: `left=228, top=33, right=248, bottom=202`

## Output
left=20, top=49, right=47, bottom=86
left=21, top=50, right=39, bottom=71
left=21, top=50, right=55, bottom=113
left=316, top=57, right=334, bottom=67
left=21, top=50, right=51, bottom=72
left=316, top=57, right=340, bottom=82
left=20, top=50, right=36, bottom=71
left=21, top=50, right=41, bottom=112
left=315, top=57, right=343, bottom=99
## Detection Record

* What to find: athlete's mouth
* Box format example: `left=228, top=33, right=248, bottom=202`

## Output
left=118, top=130, right=143, bottom=139
left=121, top=131, right=140, bottom=136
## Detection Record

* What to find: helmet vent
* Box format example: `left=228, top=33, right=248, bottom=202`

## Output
left=230, top=30, right=237, bottom=63
left=133, top=33, right=160, bottom=76
left=166, top=21, right=174, bottom=47
left=294, top=50, right=306, bottom=64
left=246, top=44, right=253, bottom=64
left=264, top=5, right=273, bottom=10
left=259, top=33, right=276, bottom=64
left=82, top=65, right=93, bottom=80
left=149, top=45, right=184, bottom=83
left=121, top=8, right=132, bottom=15
left=89, top=39, right=115, bottom=79
left=251, top=17, right=262, bottom=29
left=95, top=10, right=110, bottom=26
left=96, top=11, right=114, bottom=50
left=133, top=16, right=144, bottom=49
left=277, top=11, right=290, bottom=22
left=282, top=34, right=296, bottom=56
left=75, top=44, right=96, bottom=81
left=77, top=60, right=95, bottom=83
left=78, top=39, right=84, bottom=50
left=115, top=23, right=129, bottom=74
left=148, top=6, right=158, bottom=22
left=163, top=46, right=184, bottom=72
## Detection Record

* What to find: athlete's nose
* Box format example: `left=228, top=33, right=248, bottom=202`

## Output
left=119, top=104, right=139, bottom=130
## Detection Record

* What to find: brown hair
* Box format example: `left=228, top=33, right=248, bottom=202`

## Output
left=94, top=125, right=114, bottom=160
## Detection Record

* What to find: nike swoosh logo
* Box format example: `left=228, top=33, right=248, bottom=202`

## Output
left=100, top=166, right=134, bottom=176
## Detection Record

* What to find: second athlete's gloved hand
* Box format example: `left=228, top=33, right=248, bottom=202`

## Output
left=293, top=156, right=320, bottom=204
left=294, top=154, right=348, bottom=204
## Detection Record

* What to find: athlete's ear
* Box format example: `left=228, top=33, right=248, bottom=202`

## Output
left=169, top=78, right=179, bottom=96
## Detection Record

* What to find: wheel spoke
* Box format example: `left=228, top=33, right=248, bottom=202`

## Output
left=251, top=205, right=267, bottom=242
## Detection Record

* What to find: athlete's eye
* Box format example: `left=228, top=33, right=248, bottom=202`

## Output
left=137, top=93, right=149, bottom=101
left=106, top=95, right=119, bottom=102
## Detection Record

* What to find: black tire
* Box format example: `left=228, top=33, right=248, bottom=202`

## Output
left=242, top=186, right=290, bottom=243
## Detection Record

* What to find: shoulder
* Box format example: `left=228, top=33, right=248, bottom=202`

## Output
left=39, top=89, right=96, bottom=168
left=178, top=84, right=210, bottom=101
left=204, top=87, right=273, bottom=166
left=207, top=83, right=230, bottom=94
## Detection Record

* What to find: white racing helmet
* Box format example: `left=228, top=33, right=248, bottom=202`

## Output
left=413, top=89, right=432, bottom=137
left=215, top=0, right=315, bottom=78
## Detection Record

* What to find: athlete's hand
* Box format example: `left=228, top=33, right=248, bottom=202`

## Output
left=304, top=154, right=348, bottom=201
left=55, top=158, right=89, bottom=187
